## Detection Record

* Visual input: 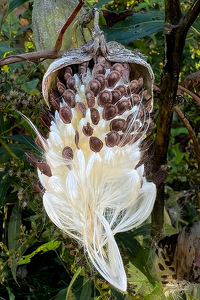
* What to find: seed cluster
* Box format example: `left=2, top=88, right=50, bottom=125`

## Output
left=29, top=55, right=154, bottom=191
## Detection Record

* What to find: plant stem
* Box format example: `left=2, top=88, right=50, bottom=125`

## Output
left=151, top=0, right=200, bottom=239
left=173, top=105, right=200, bottom=172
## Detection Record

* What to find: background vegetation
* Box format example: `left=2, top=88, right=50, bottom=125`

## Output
left=0, top=0, right=200, bottom=299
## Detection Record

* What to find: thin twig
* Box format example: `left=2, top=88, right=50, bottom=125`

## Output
left=53, top=0, right=85, bottom=53
left=178, top=85, right=200, bottom=103
left=173, top=105, right=200, bottom=172
left=0, top=0, right=85, bottom=67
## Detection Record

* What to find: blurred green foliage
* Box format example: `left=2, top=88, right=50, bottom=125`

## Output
left=0, top=0, right=200, bottom=299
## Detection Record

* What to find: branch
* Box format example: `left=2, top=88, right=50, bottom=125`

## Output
left=164, top=0, right=182, bottom=25
left=0, top=50, right=64, bottom=66
left=181, top=0, right=200, bottom=32
left=0, top=0, right=85, bottom=67
left=173, top=105, right=200, bottom=172
left=151, top=0, right=200, bottom=238
left=178, top=84, right=200, bottom=103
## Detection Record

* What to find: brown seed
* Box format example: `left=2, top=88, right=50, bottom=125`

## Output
left=39, top=112, right=52, bottom=130
left=111, top=63, right=124, bottom=75
left=57, top=78, right=66, bottom=94
left=119, top=133, right=132, bottom=146
left=59, top=106, right=72, bottom=124
left=97, top=90, right=112, bottom=107
left=50, top=89, right=60, bottom=100
left=62, top=146, right=73, bottom=160
left=107, top=70, right=121, bottom=87
left=116, top=99, right=131, bottom=115
left=33, top=182, right=44, bottom=194
left=64, top=73, right=72, bottom=84
left=97, top=55, right=111, bottom=68
left=135, top=153, right=149, bottom=169
left=85, top=90, right=95, bottom=108
left=130, top=94, right=140, bottom=105
left=49, top=94, right=60, bottom=112
left=89, top=136, right=103, bottom=152
left=66, top=76, right=76, bottom=91
left=138, top=77, right=143, bottom=89
left=102, top=104, right=118, bottom=121
left=152, top=169, right=168, bottom=186
left=82, top=122, right=93, bottom=136
left=90, top=108, right=100, bottom=125
left=78, top=62, right=89, bottom=75
left=38, top=162, right=52, bottom=177
left=93, top=63, right=106, bottom=75
left=105, top=131, right=120, bottom=147
left=75, top=131, right=79, bottom=149
left=122, top=62, right=130, bottom=70
left=115, top=85, right=127, bottom=97
left=111, top=89, right=121, bottom=104
left=129, top=80, right=138, bottom=93
left=26, top=153, right=39, bottom=168
left=89, top=79, right=101, bottom=96
left=129, top=132, right=143, bottom=144
left=62, top=89, right=76, bottom=108
left=65, top=66, right=73, bottom=75
left=94, top=74, right=106, bottom=90
left=110, top=118, right=125, bottom=131
left=122, top=68, right=130, bottom=84
left=35, top=136, right=45, bottom=150
left=125, top=119, right=140, bottom=133
left=140, top=137, right=153, bottom=151
left=76, top=102, right=86, bottom=117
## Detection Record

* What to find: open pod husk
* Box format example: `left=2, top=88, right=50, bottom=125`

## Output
left=43, top=39, right=154, bottom=105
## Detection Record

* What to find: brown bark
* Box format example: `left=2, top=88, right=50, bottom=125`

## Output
left=151, top=0, right=200, bottom=239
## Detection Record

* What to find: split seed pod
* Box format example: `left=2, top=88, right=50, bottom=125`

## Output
left=29, top=11, right=156, bottom=292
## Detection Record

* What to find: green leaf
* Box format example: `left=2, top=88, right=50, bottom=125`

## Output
left=66, top=267, right=82, bottom=299
left=6, top=288, right=15, bottom=300
left=3, top=134, right=38, bottom=151
left=95, top=0, right=111, bottom=8
left=0, top=145, right=26, bottom=163
left=127, top=262, right=153, bottom=297
left=18, top=240, right=61, bottom=265
left=53, top=287, right=68, bottom=300
left=103, top=11, right=164, bottom=43
left=8, top=0, right=29, bottom=13
left=21, top=79, right=39, bottom=95
left=171, top=127, right=188, bottom=137
left=10, top=258, right=18, bottom=284
left=72, top=277, right=92, bottom=300
left=163, top=223, right=178, bottom=236
left=8, top=201, right=21, bottom=251
left=145, top=281, right=166, bottom=300
left=0, top=178, right=13, bottom=208
left=15, top=24, right=32, bottom=37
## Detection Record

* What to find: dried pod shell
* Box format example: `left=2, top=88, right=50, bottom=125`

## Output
left=43, top=41, right=154, bottom=108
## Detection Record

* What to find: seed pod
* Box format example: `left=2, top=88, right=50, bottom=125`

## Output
left=39, top=15, right=155, bottom=294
